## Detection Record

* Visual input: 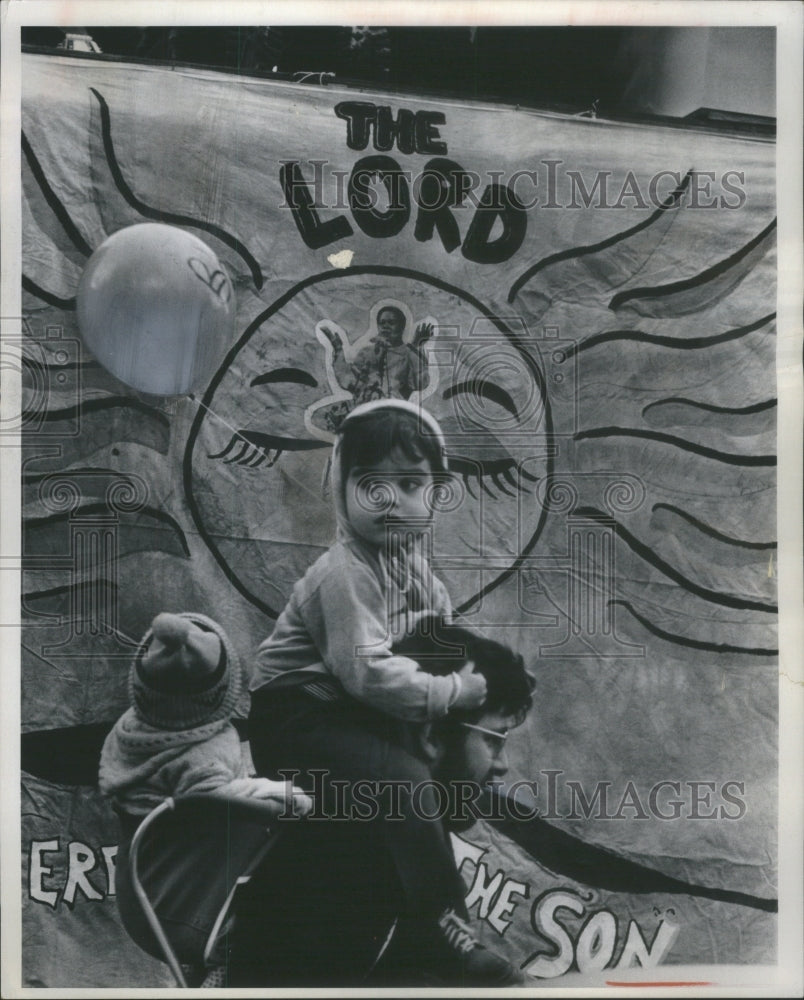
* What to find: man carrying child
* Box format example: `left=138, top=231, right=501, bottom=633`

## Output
left=245, top=399, right=533, bottom=986
left=234, top=614, right=535, bottom=987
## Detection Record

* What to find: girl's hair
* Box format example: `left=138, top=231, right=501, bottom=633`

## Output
left=338, top=407, right=443, bottom=475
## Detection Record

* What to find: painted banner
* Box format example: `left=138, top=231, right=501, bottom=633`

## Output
left=19, top=50, right=776, bottom=986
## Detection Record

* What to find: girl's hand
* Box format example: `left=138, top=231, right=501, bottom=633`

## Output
left=452, top=661, right=487, bottom=710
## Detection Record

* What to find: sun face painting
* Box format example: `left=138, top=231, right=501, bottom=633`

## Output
left=186, top=270, right=551, bottom=614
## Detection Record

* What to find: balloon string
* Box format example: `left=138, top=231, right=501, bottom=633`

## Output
left=185, top=393, right=326, bottom=504
left=186, top=393, right=247, bottom=443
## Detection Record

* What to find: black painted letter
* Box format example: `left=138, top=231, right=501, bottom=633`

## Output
left=414, top=158, right=470, bottom=253
left=280, top=162, right=353, bottom=250
left=462, top=183, right=527, bottom=264
left=335, top=102, right=377, bottom=151
left=375, top=106, right=417, bottom=154
left=348, top=155, right=411, bottom=238
left=415, top=112, right=447, bottom=155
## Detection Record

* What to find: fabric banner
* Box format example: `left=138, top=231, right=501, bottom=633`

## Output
left=19, top=51, right=776, bottom=986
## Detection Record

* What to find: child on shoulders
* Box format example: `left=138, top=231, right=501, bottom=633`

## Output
left=248, top=399, right=520, bottom=986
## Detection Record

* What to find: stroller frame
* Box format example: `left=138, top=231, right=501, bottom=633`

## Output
left=125, top=793, right=282, bottom=987
left=124, top=792, right=398, bottom=987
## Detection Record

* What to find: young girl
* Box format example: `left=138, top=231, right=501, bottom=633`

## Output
left=248, top=399, right=521, bottom=985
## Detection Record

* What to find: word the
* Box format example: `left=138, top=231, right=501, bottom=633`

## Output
left=336, top=101, right=448, bottom=155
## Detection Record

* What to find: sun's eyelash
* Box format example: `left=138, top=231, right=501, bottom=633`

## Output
left=448, top=456, right=538, bottom=499
left=208, top=429, right=329, bottom=469
left=209, top=432, right=283, bottom=468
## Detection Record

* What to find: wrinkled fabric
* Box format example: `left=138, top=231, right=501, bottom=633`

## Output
left=19, top=50, right=777, bottom=986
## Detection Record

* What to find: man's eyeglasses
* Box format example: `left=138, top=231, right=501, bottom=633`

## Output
left=459, top=722, right=509, bottom=757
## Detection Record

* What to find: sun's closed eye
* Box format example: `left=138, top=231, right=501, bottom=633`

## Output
left=437, top=409, right=538, bottom=498
left=448, top=455, right=539, bottom=498
left=251, top=368, right=319, bottom=389
left=443, top=379, right=519, bottom=420
left=215, top=368, right=324, bottom=469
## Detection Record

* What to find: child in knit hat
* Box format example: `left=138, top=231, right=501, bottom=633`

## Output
left=100, top=612, right=311, bottom=979
left=100, top=611, right=312, bottom=818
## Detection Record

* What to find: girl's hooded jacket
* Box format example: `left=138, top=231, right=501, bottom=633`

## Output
left=250, top=401, right=461, bottom=722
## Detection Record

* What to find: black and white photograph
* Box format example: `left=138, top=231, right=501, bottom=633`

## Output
left=2, top=0, right=802, bottom=994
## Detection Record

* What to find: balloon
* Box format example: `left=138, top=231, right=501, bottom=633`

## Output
left=76, top=223, right=235, bottom=396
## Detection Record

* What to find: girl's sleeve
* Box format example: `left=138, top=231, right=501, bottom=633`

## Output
left=302, top=561, right=458, bottom=722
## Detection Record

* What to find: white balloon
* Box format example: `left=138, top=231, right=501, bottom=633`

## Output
left=76, top=223, right=235, bottom=396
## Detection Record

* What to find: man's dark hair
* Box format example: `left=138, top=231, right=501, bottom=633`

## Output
left=394, top=615, right=534, bottom=726
left=377, top=305, right=406, bottom=328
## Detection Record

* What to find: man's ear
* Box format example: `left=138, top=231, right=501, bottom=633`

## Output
left=417, top=721, right=443, bottom=766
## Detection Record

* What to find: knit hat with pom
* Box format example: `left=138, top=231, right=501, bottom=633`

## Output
left=130, top=612, right=240, bottom=731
